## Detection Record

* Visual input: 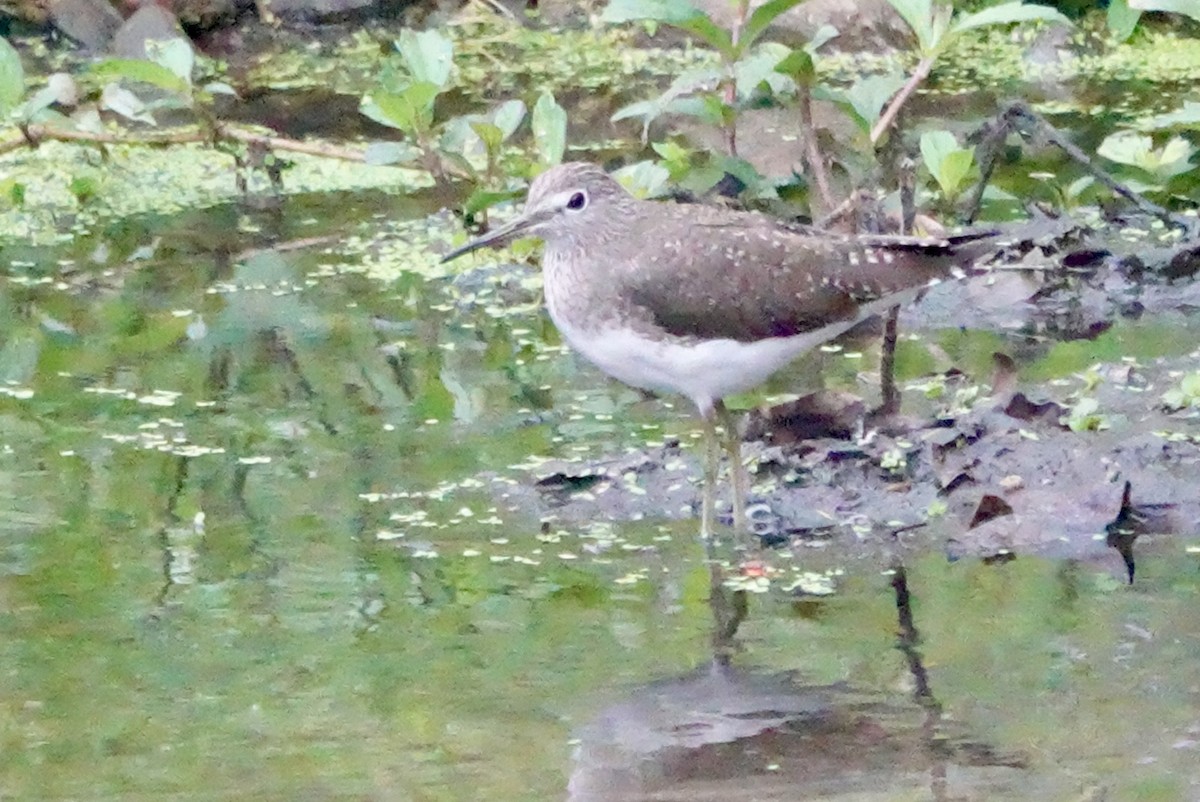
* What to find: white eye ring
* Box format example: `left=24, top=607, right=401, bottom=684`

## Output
left=566, top=191, right=588, bottom=211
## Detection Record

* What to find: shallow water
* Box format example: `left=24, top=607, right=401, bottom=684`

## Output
left=0, top=178, right=1197, bottom=802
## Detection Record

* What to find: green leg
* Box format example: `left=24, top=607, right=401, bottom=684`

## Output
left=716, top=402, right=749, bottom=539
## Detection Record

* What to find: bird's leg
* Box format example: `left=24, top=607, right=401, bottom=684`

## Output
left=700, top=408, right=720, bottom=540
left=716, top=401, right=749, bottom=539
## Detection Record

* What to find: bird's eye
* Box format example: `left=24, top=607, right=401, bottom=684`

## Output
left=566, top=191, right=587, bottom=211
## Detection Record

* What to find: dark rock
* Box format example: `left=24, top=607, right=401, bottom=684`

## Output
left=111, top=4, right=186, bottom=59
left=46, top=0, right=123, bottom=50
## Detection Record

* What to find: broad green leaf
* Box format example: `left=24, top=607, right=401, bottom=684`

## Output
left=741, top=0, right=808, bottom=51
left=20, top=73, right=74, bottom=119
left=1107, top=0, right=1142, bottom=40
left=887, top=0, right=936, bottom=51
left=611, top=66, right=722, bottom=139
left=936, top=149, right=974, bottom=195
left=360, top=82, right=438, bottom=134
left=920, top=129, right=974, bottom=196
left=1151, top=135, right=1195, bottom=178
left=92, top=58, right=189, bottom=95
left=806, top=23, right=839, bottom=52
left=203, top=81, right=238, bottom=96
left=734, top=42, right=795, bottom=97
left=1183, top=371, right=1200, bottom=396
left=1130, top=0, right=1200, bottom=22
left=532, top=91, right=566, bottom=166
left=492, top=99, right=526, bottom=141
left=951, top=2, right=1071, bottom=35
left=396, top=28, right=454, bottom=88
left=774, top=48, right=815, bottom=83
left=0, top=37, right=24, bottom=118
left=1096, top=131, right=1193, bottom=179
left=1097, top=131, right=1152, bottom=167
left=464, top=187, right=522, bottom=217
left=21, top=85, right=60, bottom=118
left=470, top=121, right=504, bottom=155
left=839, top=72, right=906, bottom=131
left=0, top=177, right=25, bottom=207
left=601, top=0, right=733, bottom=56
left=698, top=93, right=735, bottom=127
left=928, top=2, right=955, bottom=50
left=1066, top=175, right=1095, bottom=200
left=920, top=130, right=956, bottom=169
left=612, top=160, right=671, bottom=199
left=145, top=38, right=194, bottom=84
left=611, top=98, right=662, bottom=125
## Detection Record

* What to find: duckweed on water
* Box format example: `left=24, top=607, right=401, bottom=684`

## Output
left=0, top=141, right=430, bottom=247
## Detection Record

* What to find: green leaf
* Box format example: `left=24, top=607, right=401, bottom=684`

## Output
left=734, top=43, right=795, bottom=97
left=492, top=99, right=526, bottom=141
left=1098, top=131, right=1152, bottom=167
left=1130, top=0, right=1200, bottom=23
left=1097, top=131, right=1195, bottom=180
left=470, top=121, right=504, bottom=156
left=69, top=175, right=101, bottom=204
left=1065, top=396, right=1107, bottom=432
left=774, top=49, right=815, bottom=83
left=0, top=37, right=24, bottom=118
left=838, top=71, right=906, bottom=131
left=1154, top=135, right=1196, bottom=178
left=145, top=38, right=194, bottom=84
left=1066, top=175, right=1095, bottom=200
left=741, top=0, right=808, bottom=52
left=0, top=177, right=25, bottom=207
left=601, top=0, right=733, bottom=56
left=937, top=149, right=974, bottom=195
left=920, top=129, right=974, bottom=196
left=951, top=2, right=1071, bottom=35
left=395, top=28, right=454, bottom=88
left=203, top=81, right=239, bottom=97
left=887, top=0, right=936, bottom=51
left=360, top=82, right=439, bottom=134
left=532, top=91, right=566, bottom=166
left=612, top=160, right=671, bottom=198
left=1107, top=0, right=1142, bottom=40
left=92, top=58, right=190, bottom=95
left=806, top=23, right=839, bottom=52
left=464, top=187, right=523, bottom=217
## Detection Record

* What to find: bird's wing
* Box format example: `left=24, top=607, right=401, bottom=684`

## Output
left=621, top=213, right=994, bottom=343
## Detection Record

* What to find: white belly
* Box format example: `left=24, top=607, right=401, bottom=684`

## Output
left=551, top=312, right=838, bottom=416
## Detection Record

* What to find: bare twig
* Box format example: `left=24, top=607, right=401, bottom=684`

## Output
left=871, top=57, right=933, bottom=145
left=0, top=122, right=372, bottom=163
left=797, top=83, right=834, bottom=219
left=968, top=101, right=1192, bottom=233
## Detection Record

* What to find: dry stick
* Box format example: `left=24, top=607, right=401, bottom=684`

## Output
left=797, top=82, right=835, bottom=220
left=878, top=156, right=919, bottom=418
left=0, top=122, right=371, bottom=163
left=970, top=102, right=1191, bottom=232
left=870, top=57, right=933, bottom=146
